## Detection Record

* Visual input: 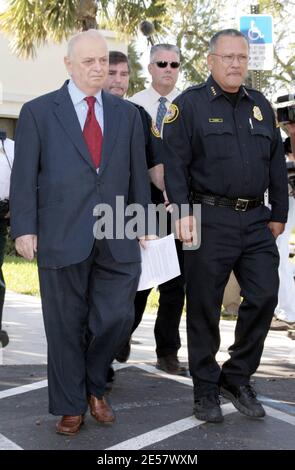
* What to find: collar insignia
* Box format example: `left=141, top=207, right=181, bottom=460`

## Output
left=210, top=86, right=217, bottom=96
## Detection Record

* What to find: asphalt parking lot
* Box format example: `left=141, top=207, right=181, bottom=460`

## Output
left=0, top=291, right=294, bottom=456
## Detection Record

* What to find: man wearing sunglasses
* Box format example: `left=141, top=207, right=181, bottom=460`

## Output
left=130, top=44, right=181, bottom=136
left=163, top=29, right=288, bottom=423
left=127, top=44, right=187, bottom=376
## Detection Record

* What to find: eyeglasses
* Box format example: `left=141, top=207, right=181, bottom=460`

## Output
left=152, top=61, right=181, bottom=69
left=210, top=53, right=249, bottom=64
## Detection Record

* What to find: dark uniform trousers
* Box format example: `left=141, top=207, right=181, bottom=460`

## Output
left=38, top=238, right=140, bottom=415
left=0, top=219, right=8, bottom=329
left=185, top=203, right=279, bottom=397
left=162, top=77, right=288, bottom=398
left=127, top=109, right=185, bottom=357
left=132, top=238, right=185, bottom=357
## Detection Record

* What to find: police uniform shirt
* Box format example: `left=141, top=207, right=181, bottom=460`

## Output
left=0, top=138, right=14, bottom=200
left=129, top=85, right=180, bottom=124
left=162, top=75, right=288, bottom=223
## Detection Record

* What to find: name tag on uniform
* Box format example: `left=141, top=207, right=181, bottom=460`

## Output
left=209, top=118, right=223, bottom=123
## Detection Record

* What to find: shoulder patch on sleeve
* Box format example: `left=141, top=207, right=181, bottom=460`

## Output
left=164, top=103, right=179, bottom=124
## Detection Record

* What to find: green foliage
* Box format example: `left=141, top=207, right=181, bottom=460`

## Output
left=1, top=0, right=294, bottom=96
left=127, top=42, right=146, bottom=96
left=105, top=0, right=167, bottom=37
left=0, top=0, right=169, bottom=58
left=158, top=0, right=225, bottom=85
left=0, top=0, right=79, bottom=57
left=4, top=229, right=16, bottom=256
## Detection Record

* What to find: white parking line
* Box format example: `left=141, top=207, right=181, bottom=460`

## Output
left=0, top=364, right=295, bottom=452
left=107, top=403, right=236, bottom=450
left=264, top=406, right=295, bottom=426
left=132, top=362, right=193, bottom=386
left=259, top=395, right=295, bottom=416
left=0, top=380, right=48, bottom=400
left=0, top=433, right=23, bottom=450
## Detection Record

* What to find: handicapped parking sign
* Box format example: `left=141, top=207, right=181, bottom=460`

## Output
left=240, top=15, right=273, bottom=44
left=239, top=15, right=273, bottom=70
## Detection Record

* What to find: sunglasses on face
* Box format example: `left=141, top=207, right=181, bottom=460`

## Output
left=152, top=61, right=181, bottom=69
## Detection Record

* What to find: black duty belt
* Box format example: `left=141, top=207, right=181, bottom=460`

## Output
left=190, top=191, right=264, bottom=212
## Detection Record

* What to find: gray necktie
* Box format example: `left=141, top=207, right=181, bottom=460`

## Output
left=156, top=96, right=167, bottom=131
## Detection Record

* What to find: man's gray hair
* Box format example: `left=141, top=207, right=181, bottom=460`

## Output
left=150, top=43, right=180, bottom=63
left=67, top=29, right=108, bottom=57
left=209, top=29, right=248, bottom=53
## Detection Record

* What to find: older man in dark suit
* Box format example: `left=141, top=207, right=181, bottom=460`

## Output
left=10, top=30, right=152, bottom=435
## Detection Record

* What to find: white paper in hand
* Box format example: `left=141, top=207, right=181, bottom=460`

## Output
left=137, top=234, right=181, bottom=291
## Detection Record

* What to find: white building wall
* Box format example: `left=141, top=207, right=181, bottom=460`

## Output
left=0, top=30, right=127, bottom=119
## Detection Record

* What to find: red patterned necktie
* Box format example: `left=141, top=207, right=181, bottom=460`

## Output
left=83, top=96, right=103, bottom=169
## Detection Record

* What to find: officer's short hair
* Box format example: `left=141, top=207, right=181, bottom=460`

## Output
left=150, top=44, right=180, bottom=63
left=109, top=51, right=130, bottom=73
left=209, top=29, right=249, bottom=53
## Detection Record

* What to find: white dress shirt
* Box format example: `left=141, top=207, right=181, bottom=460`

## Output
left=129, top=85, right=180, bottom=123
left=0, top=138, right=14, bottom=200
left=67, top=79, right=104, bottom=133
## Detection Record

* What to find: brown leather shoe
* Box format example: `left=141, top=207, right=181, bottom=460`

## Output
left=56, top=415, right=84, bottom=436
left=88, top=395, right=115, bottom=424
left=156, top=354, right=189, bottom=376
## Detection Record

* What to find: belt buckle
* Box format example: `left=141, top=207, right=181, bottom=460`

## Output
left=235, top=198, right=249, bottom=211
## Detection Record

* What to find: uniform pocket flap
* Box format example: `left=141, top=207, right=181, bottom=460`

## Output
left=202, top=122, right=234, bottom=136
left=250, top=125, right=272, bottom=139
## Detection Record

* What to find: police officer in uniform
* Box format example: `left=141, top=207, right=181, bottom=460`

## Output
left=107, top=47, right=186, bottom=375
left=163, top=29, right=288, bottom=423
left=128, top=44, right=186, bottom=375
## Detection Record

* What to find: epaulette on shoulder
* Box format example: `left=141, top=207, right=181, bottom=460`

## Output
left=181, top=83, right=206, bottom=96
left=244, top=85, right=264, bottom=97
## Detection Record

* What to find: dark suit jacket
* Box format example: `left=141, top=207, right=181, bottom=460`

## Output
left=10, top=82, right=151, bottom=268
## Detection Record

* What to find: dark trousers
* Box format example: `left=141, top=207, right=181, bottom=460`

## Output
left=132, top=239, right=185, bottom=357
left=38, top=239, right=140, bottom=415
left=0, top=219, right=8, bottom=330
left=185, top=204, right=279, bottom=397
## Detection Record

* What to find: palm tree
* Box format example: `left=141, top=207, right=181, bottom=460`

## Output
left=0, top=0, right=167, bottom=58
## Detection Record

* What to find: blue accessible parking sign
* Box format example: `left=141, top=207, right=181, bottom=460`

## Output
left=239, top=15, right=273, bottom=70
left=240, top=15, right=273, bottom=44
